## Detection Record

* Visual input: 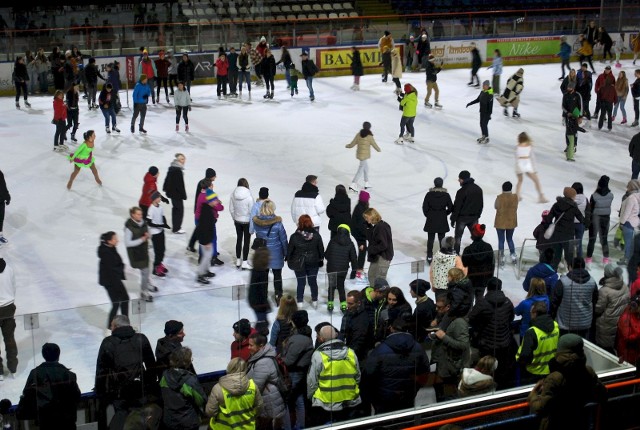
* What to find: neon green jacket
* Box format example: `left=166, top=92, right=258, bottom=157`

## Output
left=68, top=142, right=95, bottom=168
left=400, top=91, right=418, bottom=118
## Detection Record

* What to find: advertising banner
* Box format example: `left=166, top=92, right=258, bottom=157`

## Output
left=486, top=36, right=562, bottom=62
left=316, top=45, right=403, bottom=71
left=427, top=40, right=487, bottom=66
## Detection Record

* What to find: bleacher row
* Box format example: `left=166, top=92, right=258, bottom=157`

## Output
left=391, top=0, right=587, bottom=14
left=182, top=1, right=359, bottom=24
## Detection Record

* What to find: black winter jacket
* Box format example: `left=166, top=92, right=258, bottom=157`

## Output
left=471, top=48, right=482, bottom=70
left=85, top=63, right=104, bottom=85
left=340, top=304, right=374, bottom=361
left=468, top=289, right=515, bottom=350
left=425, top=60, right=441, bottom=82
left=350, top=201, right=369, bottom=242
left=301, top=59, right=318, bottom=78
left=447, top=278, right=474, bottom=319
left=366, top=220, right=394, bottom=262
left=325, top=228, right=357, bottom=274
left=549, top=197, right=584, bottom=241
left=197, top=203, right=215, bottom=245
left=468, top=88, right=494, bottom=114
left=0, top=170, right=10, bottom=203
left=287, top=229, right=325, bottom=269
left=155, top=336, right=196, bottom=375
left=413, top=296, right=436, bottom=342
left=422, top=187, right=453, bottom=233
left=177, top=59, right=195, bottom=81
left=462, top=238, right=495, bottom=291
left=13, top=62, right=28, bottom=82
left=163, top=165, right=186, bottom=200
left=351, top=50, right=363, bottom=76
left=98, top=243, right=126, bottom=287
left=326, top=193, right=352, bottom=233
left=248, top=269, right=271, bottom=315
left=281, top=326, right=313, bottom=373
left=260, top=55, right=276, bottom=78
left=629, top=132, right=640, bottom=163
left=160, top=367, right=206, bottom=430
left=363, top=332, right=430, bottom=412
left=452, top=178, right=484, bottom=222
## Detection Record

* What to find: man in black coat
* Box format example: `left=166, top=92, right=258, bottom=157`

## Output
left=20, top=343, right=80, bottom=430
left=466, top=80, right=494, bottom=143
left=462, top=223, right=495, bottom=303
left=422, top=177, right=453, bottom=262
left=155, top=320, right=195, bottom=375
left=409, top=279, right=436, bottom=342
left=340, top=290, right=374, bottom=362
left=95, top=315, right=157, bottom=430
left=162, top=153, right=187, bottom=234
left=0, top=169, right=9, bottom=244
left=468, top=277, right=516, bottom=388
left=629, top=131, right=640, bottom=179
left=451, top=170, right=484, bottom=253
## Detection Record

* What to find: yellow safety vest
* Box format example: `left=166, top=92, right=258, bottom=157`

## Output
left=516, top=322, right=560, bottom=375
left=313, top=349, right=360, bottom=404
left=210, top=379, right=257, bottom=430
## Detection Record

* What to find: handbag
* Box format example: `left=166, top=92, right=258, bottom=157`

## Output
left=544, top=211, right=565, bottom=240
left=287, top=252, right=308, bottom=272
left=251, top=224, right=273, bottom=250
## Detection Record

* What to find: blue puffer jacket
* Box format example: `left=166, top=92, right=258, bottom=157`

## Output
left=132, top=80, right=151, bottom=104
left=514, top=294, right=550, bottom=338
left=522, top=262, right=559, bottom=297
left=253, top=215, right=288, bottom=269
left=558, top=42, right=572, bottom=61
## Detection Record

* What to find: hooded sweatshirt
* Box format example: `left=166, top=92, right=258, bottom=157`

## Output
left=205, top=371, right=263, bottom=419
left=458, top=368, right=496, bottom=397
left=229, top=186, right=255, bottom=223
left=160, top=367, right=206, bottom=429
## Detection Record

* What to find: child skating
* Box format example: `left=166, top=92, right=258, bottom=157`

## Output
left=395, top=83, right=418, bottom=144
left=147, top=191, right=171, bottom=277
left=52, top=90, right=68, bottom=152
left=346, top=121, right=381, bottom=192
left=290, top=66, right=299, bottom=96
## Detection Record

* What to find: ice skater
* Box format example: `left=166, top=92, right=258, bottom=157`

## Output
left=395, top=83, right=417, bottom=144
left=614, top=33, right=625, bottom=68
left=147, top=191, right=171, bottom=277
left=468, top=42, right=482, bottom=87
left=66, top=84, right=80, bottom=142
left=174, top=82, right=191, bottom=132
left=66, top=130, right=102, bottom=190
left=301, top=51, right=318, bottom=101
left=124, top=206, right=156, bottom=301
left=346, top=121, right=381, bottom=192
left=13, top=56, right=30, bottom=109
left=391, top=48, right=403, bottom=95
left=98, top=231, right=130, bottom=329
left=98, top=83, right=120, bottom=134
left=131, top=74, right=150, bottom=134
left=515, top=132, right=547, bottom=203
left=466, top=80, right=494, bottom=144
left=499, top=68, right=524, bottom=118
left=350, top=46, right=363, bottom=90
left=261, top=49, right=276, bottom=99
left=52, top=90, right=68, bottom=152
left=425, top=54, right=443, bottom=108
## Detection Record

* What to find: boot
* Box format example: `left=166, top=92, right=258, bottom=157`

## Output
left=176, top=124, right=179, bottom=131
left=269, top=92, right=274, bottom=99
left=185, top=124, right=189, bottom=132
left=394, top=137, right=404, bottom=145
left=632, top=121, right=639, bottom=127
left=153, top=265, right=166, bottom=277
left=106, top=126, right=111, bottom=134
left=424, top=101, right=433, bottom=108
left=434, top=102, right=443, bottom=108
left=512, top=110, right=520, bottom=118
left=503, top=108, right=509, bottom=116
left=71, top=133, right=77, bottom=142
left=196, top=275, right=211, bottom=285
left=139, top=127, right=147, bottom=134
left=510, top=253, right=518, bottom=264
left=15, top=102, right=19, bottom=109
left=112, top=126, right=120, bottom=133
left=340, top=301, right=348, bottom=314
left=327, top=301, right=334, bottom=313
left=622, top=117, right=627, bottom=124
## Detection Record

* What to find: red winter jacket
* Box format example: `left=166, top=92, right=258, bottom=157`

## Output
left=154, top=58, right=170, bottom=78
left=616, top=306, right=640, bottom=366
left=215, top=57, right=228, bottom=77
left=595, top=73, right=618, bottom=103
left=139, top=172, right=158, bottom=207
left=140, top=58, right=156, bottom=78
left=53, top=98, right=67, bottom=121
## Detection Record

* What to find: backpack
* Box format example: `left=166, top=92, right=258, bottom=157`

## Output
left=256, top=355, right=292, bottom=401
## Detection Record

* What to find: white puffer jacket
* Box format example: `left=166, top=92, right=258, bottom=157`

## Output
left=229, top=186, right=255, bottom=223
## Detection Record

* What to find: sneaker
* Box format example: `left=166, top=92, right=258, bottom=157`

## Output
left=176, top=124, right=179, bottom=132
left=327, top=302, right=334, bottom=313
left=0, top=236, right=8, bottom=244
left=424, top=101, right=433, bottom=108
left=241, top=260, right=252, bottom=270
left=311, top=300, right=318, bottom=310
left=212, top=257, right=224, bottom=266
left=197, top=275, right=211, bottom=285
left=112, top=126, right=120, bottom=133
left=394, top=137, right=404, bottom=145
left=141, top=291, right=154, bottom=302
left=153, top=267, right=166, bottom=277
left=173, top=229, right=186, bottom=234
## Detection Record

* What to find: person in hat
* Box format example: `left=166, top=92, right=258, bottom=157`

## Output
left=378, top=30, right=394, bottom=82
left=466, top=80, right=494, bottom=144
left=468, top=41, right=482, bottom=87
left=409, top=279, right=436, bottom=341
left=346, top=121, right=381, bottom=193
left=462, top=224, right=495, bottom=303
left=325, top=224, right=358, bottom=313
left=395, top=83, right=418, bottom=144
left=326, top=185, right=352, bottom=239
left=451, top=170, right=483, bottom=253
left=361, top=277, right=390, bottom=343
left=528, top=333, right=606, bottom=430
left=230, top=318, right=255, bottom=361
left=562, top=81, right=584, bottom=160
left=21, top=343, right=81, bottom=429
left=154, top=49, right=171, bottom=103
left=547, top=187, right=584, bottom=269
left=147, top=190, right=170, bottom=277
left=300, top=51, right=318, bottom=101
left=458, top=355, right=498, bottom=398
left=594, top=264, right=629, bottom=352
left=137, top=49, right=157, bottom=104
left=156, top=320, right=195, bottom=375
left=424, top=53, right=443, bottom=108
left=131, top=73, right=150, bottom=133
left=0, top=257, right=17, bottom=379
left=98, top=231, right=130, bottom=331
left=498, top=68, right=524, bottom=118
left=594, top=65, right=617, bottom=130
left=422, top=177, right=453, bottom=264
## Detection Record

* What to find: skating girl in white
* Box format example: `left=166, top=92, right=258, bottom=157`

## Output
left=515, top=132, right=547, bottom=203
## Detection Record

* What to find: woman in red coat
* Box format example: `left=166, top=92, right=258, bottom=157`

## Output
left=138, top=166, right=167, bottom=218
left=52, top=90, right=68, bottom=152
left=616, top=293, right=640, bottom=368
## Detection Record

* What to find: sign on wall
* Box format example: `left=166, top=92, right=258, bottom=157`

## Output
left=316, top=45, right=404, bottom=71
left=486, top=36, right=563, bottom=62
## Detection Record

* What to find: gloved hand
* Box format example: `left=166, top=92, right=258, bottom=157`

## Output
left=161, top=197, right=169, bottom=204
left=350, top=271, right=357, bottom=280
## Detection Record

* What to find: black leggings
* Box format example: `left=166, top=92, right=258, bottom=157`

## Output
left=328, top=272, right=347, bottom=303
left=175, top=106, right=189, bottom=124
left=356, top=240, right=367, bottom=270
left=0, top=202, right=5, bottom=232
left=54, top=119, right=66, bottom=147
left=265, top=76, right=275, bottom=92
left=271, top=268, right=283, bottom=296
left=234, top=222, right=250, bottom=260
left=392, top=77, right=401, bottom=89
left=15, top=82, right=27, bottom=102
left=156, top=76, right=168, bottom=99
left=169, top=74, right=178, bottom=94
left=104, top=282, right=129, bottom=329
left=151, top=231, right=165, bottom=267
left=427, top=231, right=446, bottom=258
left=217, top=75, right=228, bottom=96
left=67, top=108, right=79, bottom=136
left=587, top=215, right=610, bottom=258
left=603, top=43, right=613, bottom=61
left=399, top=116, right=415, bottom=137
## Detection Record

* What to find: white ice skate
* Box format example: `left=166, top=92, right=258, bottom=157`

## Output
left=394, top=137, right=404, bottom=145
left=349, top=183, right=359, bottom=192
left=364, top=182, right=372, bottom=189
left=405, top=136, right=415, bottom=143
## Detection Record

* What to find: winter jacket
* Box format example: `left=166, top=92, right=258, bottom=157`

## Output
left=573, top=193, right=589, bottom=224
left=632, top=77, right=640, bottom=99
left=516, top=313, right=558, bottom=368
left=215, top=56, right=229, bottom=77
left=229, top=186, right=254, bottom=223
left=489, top=54, right=503, bottom=76
left=230, top=329, right=256, bottom=362
left=249, top=269, right=271, bottom=316
left=430, top=316, right=471, bottom=378
left=514, top=294, right=550, bottom=338
left=595, top=72, right=618, bottom=104
left=197, top=202, right=215, bottom=246
left=154, top=58, right=170, bottom=78
left=21, top=361, right=81, bottom=426
left=595, top=276, right=629, bottom=349
left=558, top=42, right=571, bottom=61
left=462, top=239, right=495, bottom=292
left=301, top=59, right=318, bottom=78
left=391, top=50, right=403, bottom=78
left=597, top=29, right=613, bottom=46
left=247, top=344, right=287, bottom=419
left=494, top=192, right=518, bottom=229
left=12, top=62, right=28, bottom=82
left=156, top=336, right=195, bottom=375
left=138, top=57, right=157, bottom=78
left=350, top=50, right=363, bottom=76
left=552, top=269, right=598, bottom=331
left=616, top=305, right=640, bottom=366
left=500, top=72, right=524, bottom=105
left=95, top=325, right=157, bottom=398
left=468, top=86, right=494, bottom=114
left=249, top=48, right=262, bottom=66
left=363, top=332, right=429, bottom=412
left=275, top=50, right=292, bottom=70
left=528, top=352, right=606, bottom=430
left=458, top=367, right=496, bottom=397
left=578, top=39, right=594, bottom=56
left=620, top=191, right=640, bottom=228
left=350, top=201, right=369, bottom=243
left=379, top=301, right=412, bottom=339
left=124, top=218, right=149, bottom=269
left=326, top=193, right=351, bottom=234
left=107, top=68, right=121, bottom=92
left=469, top=289, right=514, bottom=350
left=399, top=89, right=418, bottom=117
left=281, top=326, right=314, bottom=373
left=98, top=243, right=125, bottom=287
left=549, top=196, right=584, bottom=241
left=53, top=98, right=67, bottom=121
left=205, top=371, right=263, bottom=421
left=430, top=251, right=461, bottom=291
left=287, top=229, right=325, bottom=270
left=160, top=367, right=206, bottom=429
left=98, top=87, right=114, bottom=110
left=260, top=55, right=276, bottom=78
left=163, top=160, right=187, bottom=200
left=253, top=215, right=288, bottom=269
left=345, top=131, right=381, bottom=161
left=85, top=63, right=104, bottom=85
left=523, top=262, right=559, bottom=297
left=325, top=227, right=357, bottom=274
left=577, top=69, right=593, bottom=101
left=177, top=59, right=195, bottom=82
left=291, top=181, right=325, bottom=228
left=629, top=132, right=640, bottom=163
left=452, top=177, right=483, bottom=222
left=562, top=91, right=583, bottom=118
left=366, top=220, right=394, bottom=262
left=423, top=187, right=453, bottom=233
left=413, top=296, right=436, bottom=342
left=416, top=37, right=431, bottom=57
left=174, top=88, right=191, bottom=107
left=425, top=59, right=441, bottom=82
left=340, top=303, right=374, bottom=361
left=132, top=80, right=150, bottom=104
left=227, top=51, right=239, bottom=71
left=560, top=75, right=578, bottom=94
left=471, top=47, right=482, bottom=70
left=590, top=190, right=613, bottom=217
left=378, top=35, right=394, bottom=53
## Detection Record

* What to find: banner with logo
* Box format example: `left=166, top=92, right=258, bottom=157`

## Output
left=427, top=40, right=488, bottom=66
left=486, top=36, right=562, bottom=62
left=316, top=45, right=404, bottom=71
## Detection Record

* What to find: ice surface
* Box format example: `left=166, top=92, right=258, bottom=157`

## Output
left=0, top=61, right=634, bottom=402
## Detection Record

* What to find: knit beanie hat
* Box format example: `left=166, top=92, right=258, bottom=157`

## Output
left=337, top=224, right=351, bottom=234
left=291, top=310, right=309, bottom=329
left=563, top=187, right=577, bottom=199
left=359, top=190, right=370, bottom=203
left=233, top=318, right=252, bottom=337
left=434, top=177, right=444, bottom=188
left=459, top=170, right=471, bottom=180
left=471, top=223, right=486, bottom=238
left=557, top=333, right=584, bottom=355
left=259, top=187, right=269, bottom=199
left=603, top=263, right=623, bottom=279
left=483, top=80, right=490, bottom=87
left=206, top=188, right=217, bottom=203
left=164, top=320, right=184, bottom=336
left=148, top=166, right=159, bottom=175
left=403, top=83, right=412, bottom=93
left=373, top=278, right=390, bottom=291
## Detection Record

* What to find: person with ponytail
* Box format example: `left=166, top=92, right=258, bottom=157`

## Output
left=66, top=130, right=102, bottom=190
left=98, top=231, right=129, bottom=330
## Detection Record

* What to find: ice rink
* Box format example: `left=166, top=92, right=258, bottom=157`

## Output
left=0, top=60, right=636, bottom=401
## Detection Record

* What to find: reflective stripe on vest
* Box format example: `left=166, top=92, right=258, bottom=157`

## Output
left=210, top=379, right=257, bottom=430
left=314, top=349, right=359, bottom=404
left=517, top=322, right=560, bottom=375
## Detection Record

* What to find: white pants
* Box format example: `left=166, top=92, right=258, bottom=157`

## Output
left=352, top=159, right=369, bottom=184
left=139, top=267, right=150, bottom=292
left=199, top=244, right=213, bottom=275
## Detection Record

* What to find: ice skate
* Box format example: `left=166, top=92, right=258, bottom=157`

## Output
left=364, top=182, right=372, bottom=189
left=631, top=121, right=639, bottom=127
left=622, top=118, right=628, bottom=124
left=327, top=301, right=334, bottom=313
left=15, top=102, right=19, bottom=109
left=394, top=137, right=404, bottom=145
left=350, top=84, right=357, bottom=91
left=510, top=253, right=518, bottom=264
left=158, top=263, right=168, bottom=274
left=538, top=195, right=549, bottom=204
left=403, top=132, right=411, bottom=139
left=263, top=93, right=269, bottom=99
left=139, top=127, right=147, bottom=134
left=310, top=95, right=315, bottom=101
left=141, top=291, right=154, bottom=302
left=112, top=126, right=120, bottom=133
left=153, top=266, right=166, bottom=277
left=405, top=136, right=415, bottom=143
left=185, top=124, right=189, bottom=132
left=269, top=92, right=274, bottom=99
left=512, top=110, right=521, bottom=118
left=196, top=275, right=210, bottom=285
left=349, top=183, right=359, bottom=193
left=24, top=101, right=31, bottom=108
left=424, top=101, right=433, bottom=108
left=166, top=96, right=170, bottom=103
left=176, top=124, right=179, bottom=132
left=311, top=300, right=318, bottom=310
left=106, top=126, right=111, bottom=134
left=241, top=260, right=252, bottom=270
left=71, top=134, right=77, bottom=142
left=499, top=253, right=505, bottom=268
left=236, top=258, right=242, bottom=268
left=130, top=125, right=135, bottom=133
left=615, top=62, right=622, bottom=68
left=0, top=236, right=8, bottom=245
left=503, top=108, right=509, bottom=117
left=434, top=102, right=443, bottom=108
left=394, top=88, right=402, bottom=95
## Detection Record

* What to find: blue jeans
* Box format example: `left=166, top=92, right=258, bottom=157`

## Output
left=305, top=77, right=314, bottom=98
left=238, top=71, right=251, bottom=92
left=573, top=222, right=585, bottom=257
left=622, top=222, right=635, bottom=261
left=496, top=228, right=515, bottom=254
left=284, top=68, right=291, bottom=87
left=294, top=267, right=319, bottom=302
left=38, top=71, right=48, bottom=93
left=289, top=371, right=306, bottom=429
left=613, top=96, right=627, bottom=119
left=101, top=107, right=116, bottom=127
